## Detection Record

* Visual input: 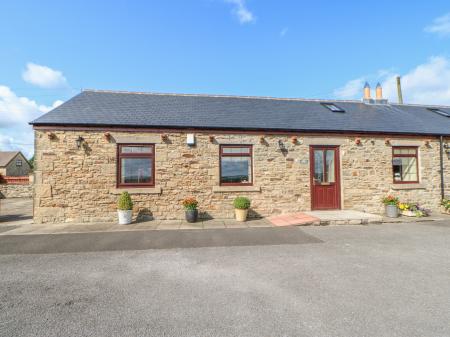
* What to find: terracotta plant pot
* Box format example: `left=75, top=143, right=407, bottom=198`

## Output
left=235, top=208, right=248, bottom=222
left=185, top=209, right=198, bottom=223
left=385, top=205, right=399, bottom=218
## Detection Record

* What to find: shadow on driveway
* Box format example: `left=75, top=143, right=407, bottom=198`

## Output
left=0, top=227, right=323, bottom=255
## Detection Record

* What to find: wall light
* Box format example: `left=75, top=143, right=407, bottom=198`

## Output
left=76, top=136, right=84, bottom=149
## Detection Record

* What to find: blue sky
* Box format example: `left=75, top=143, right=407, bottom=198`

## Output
left=1, top=0, right=450, bottom=156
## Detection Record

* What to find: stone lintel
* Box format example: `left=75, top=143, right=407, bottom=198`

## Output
left=389, top=140, right=423, bottom=147
left=303, top=137, right=346, bottom=146
left=111, top=134, right=161, bottom=144
left=390, top=183, right=426, bottom=190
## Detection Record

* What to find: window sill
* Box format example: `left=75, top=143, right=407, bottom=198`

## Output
left=391, top=183, right=426, bottom=190
left=110, top=186, right=162, bottom=194
left=213, top=185, right=261, bottom=193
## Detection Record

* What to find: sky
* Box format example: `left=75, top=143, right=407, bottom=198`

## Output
left=1, top=0, right=450, bottom=157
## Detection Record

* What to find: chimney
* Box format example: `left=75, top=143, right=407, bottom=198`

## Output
left=376, top=82, right=383, bottom=99
left=363, top=82, right=371, bottom=100
left=363, top=82, right=388, bottom=104
left=396, top=76, right=403, bottom=104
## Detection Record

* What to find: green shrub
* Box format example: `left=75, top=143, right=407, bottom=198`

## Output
left=117, top=192, right=133, bottom=210
left=442, top=199, right=450, bottom=210
left=233, top=196, right=251, bottom=209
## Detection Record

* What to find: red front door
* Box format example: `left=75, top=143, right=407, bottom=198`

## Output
left=310, top=146, right=341, bottom=210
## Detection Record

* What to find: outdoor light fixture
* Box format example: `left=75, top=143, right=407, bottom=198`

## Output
left=76, top=136, right=84, bottom=149
left=277, top=140, right=286, bottom=151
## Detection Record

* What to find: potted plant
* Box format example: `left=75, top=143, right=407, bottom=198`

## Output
left=441, top=199, right=450, bottom=215
left=233, top=196, right=251, bottom=222
left=182, top=197, right=198, bottom=223
left=117, top=191, right=133, bottom=225
left=398, top=202, right=415, bottom=217
left=399, top=202, right=431, bottom=217
left=382, top=195, right=399, bottom=218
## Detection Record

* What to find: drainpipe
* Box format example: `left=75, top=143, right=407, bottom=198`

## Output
left=440, top=136, right=445, bottom=200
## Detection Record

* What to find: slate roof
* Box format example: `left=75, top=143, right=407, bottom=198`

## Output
left=0, top=151, right=20, bottom=167
left=30, top=90, right=450, bottom=136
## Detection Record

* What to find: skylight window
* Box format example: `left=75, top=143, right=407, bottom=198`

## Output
left=321, top=103, right=345, bottom=113
left=428, top=108, right=450, bottom=117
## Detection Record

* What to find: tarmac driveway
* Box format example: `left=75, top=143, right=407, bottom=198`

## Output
left=0, top=220, right=449, bottom=337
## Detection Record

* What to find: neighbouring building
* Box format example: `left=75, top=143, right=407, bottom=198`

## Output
left=30, top=84, right=450, bottom=224
left=0, top=151, right=32, bottom=177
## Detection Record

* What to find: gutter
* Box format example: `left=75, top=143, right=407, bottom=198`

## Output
left=440, top=136, right=446, bottom=199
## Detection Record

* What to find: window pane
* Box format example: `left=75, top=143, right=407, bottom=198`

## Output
left=121, top=146, right=153, bottom=154
left=314, top=150, right=324, bottom=182
left=222, top=147, right=250, bottom=154
left=325, top=150, right=335, bottom=183
left=393, top=157, right=417, bottom=182
left=221, top=157, right=251, bottom=183
left=393, top=148, right=416, bottom=155
left=121, top=158, right=152, bottom=184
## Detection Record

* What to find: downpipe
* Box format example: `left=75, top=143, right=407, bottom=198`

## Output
left=439, top=136, right=446, bottom=200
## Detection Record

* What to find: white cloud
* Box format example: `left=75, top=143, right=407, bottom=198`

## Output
left=225, top=0, right=255, bottom=24
left=425, top=13, right=450, bottom=37
left=280, top=27, right=288, bottom=37
left=0, top=85, right=63, bottom=156
left=22, top=62, right=68, bottom=88
left=334, top=56, right=450, bottom=105
left=333, top=77, right=366, bottom=100
left=383, top=56, right=450, bottom=105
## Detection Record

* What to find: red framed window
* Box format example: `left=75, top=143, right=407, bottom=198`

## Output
left=392, top=146, right=419, bottom=183
left=219, top=145, right=253, bottom=186
left=117, top=144, right=155, bottom=188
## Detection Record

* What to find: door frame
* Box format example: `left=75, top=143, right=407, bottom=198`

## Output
left=309, top=145, right=341, bottom=210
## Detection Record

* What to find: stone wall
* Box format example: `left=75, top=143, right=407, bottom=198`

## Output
left=0, top=183, right=33, bottom=198
left=33, top=130, right=450, bottom=224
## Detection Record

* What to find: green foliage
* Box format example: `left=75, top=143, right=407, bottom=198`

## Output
left=117, top=192, right=133, bottom=210
left=233, top=196, right=251, bottom=209
left=442, top=199, right=450, bottom=210
left=28, top=155, right=35, bottom=170
left=382, top=195, right=399, bottom=206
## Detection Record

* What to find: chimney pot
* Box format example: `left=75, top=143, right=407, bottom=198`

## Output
left=376, top=82, right=383, bottom=99
left=363, top=82, right=371, bottom=100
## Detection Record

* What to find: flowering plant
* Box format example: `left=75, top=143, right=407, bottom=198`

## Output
left=398, top=203, right=410, bottom=210
left=382, top=195, right=399, bottom=206
left=399, top=202, right=430, bottom=217
left=182, top=197, right=198, bottom=210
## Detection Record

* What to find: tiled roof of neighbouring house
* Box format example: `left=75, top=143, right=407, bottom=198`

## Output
left=30, top=90, right=450, bottom=136
left=0, top=151, right=20, bottom=167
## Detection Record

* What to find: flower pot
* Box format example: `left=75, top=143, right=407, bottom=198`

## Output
left=118, top=210, right=133, bottom=225
left=401, top=210, right=416, bottom=217
left=441, top=207, right=450, bottom=215
left=385, top=205, right=399, bottom=218
left=185, top=209, right=198, bottom=223
left=235, top=208, right=248, bottom=222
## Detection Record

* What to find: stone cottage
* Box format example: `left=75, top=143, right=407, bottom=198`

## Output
left=0, top=151, right=31, bottom=177
left=30, top=85, right=450, bottom=224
